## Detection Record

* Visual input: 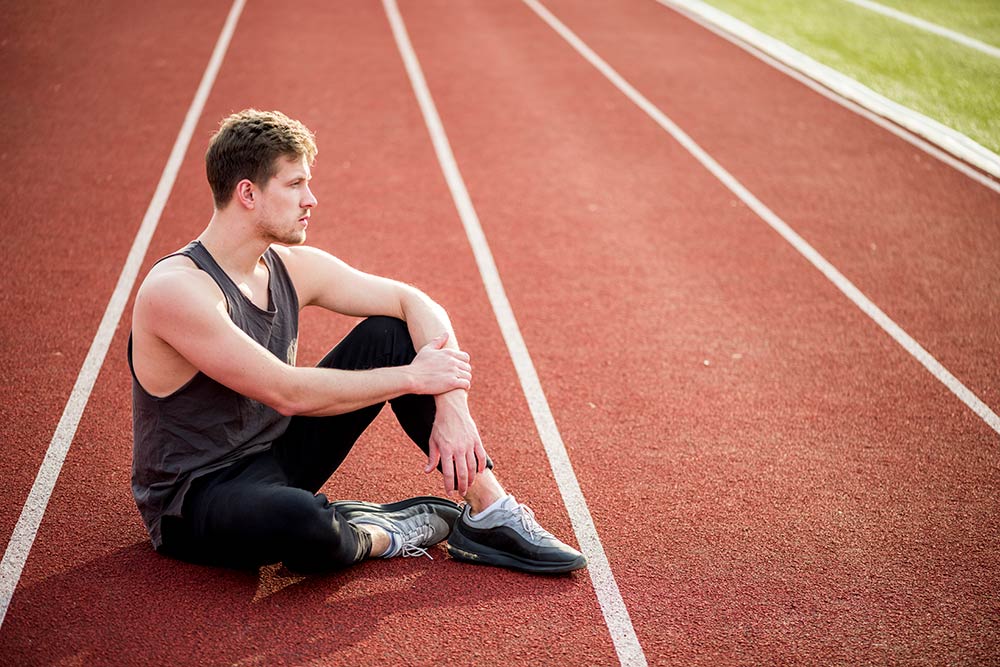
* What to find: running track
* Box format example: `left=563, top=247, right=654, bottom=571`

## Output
left=1, top=1, right=998, bottom=665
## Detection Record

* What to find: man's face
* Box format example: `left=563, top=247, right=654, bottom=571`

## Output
left=255, top=155, right=317, bottom=245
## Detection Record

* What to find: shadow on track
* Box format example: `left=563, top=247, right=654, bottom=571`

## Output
left=0, top=539, right=568, bottom=666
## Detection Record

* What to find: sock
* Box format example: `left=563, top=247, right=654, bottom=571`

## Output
left=355, top=522, right=400, bottom=558
left=469, top=494, right=514, bottom=522
left=381, top=530, right=400, bottom=558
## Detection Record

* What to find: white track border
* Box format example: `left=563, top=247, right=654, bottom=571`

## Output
left=382, top=2, right=649, bottom=666
left=0, top=0, right=246, bottom=629
left=656, top=0, right=1000, bottom=184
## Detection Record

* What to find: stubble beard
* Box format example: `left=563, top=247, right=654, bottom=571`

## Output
left=259, top=216, right=307, bottom=246
left=278, top=228, right=307, bottom=246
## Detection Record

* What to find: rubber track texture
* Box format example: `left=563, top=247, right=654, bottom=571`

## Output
left=0, top=2, right=613, bottom=666
left=0, top=0, right=997, bottom=665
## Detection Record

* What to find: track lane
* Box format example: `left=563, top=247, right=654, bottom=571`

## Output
left=398, top=1, right=1000, bottom=664
left=4, top=1, right=996, bottom=665
left=544, top=0, right=1000, bottom=413
left=0, top=1, right=234, bottom=557
left=0, top=2, right=617, bottom=665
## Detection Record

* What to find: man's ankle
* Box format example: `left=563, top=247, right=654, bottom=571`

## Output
left=464, top=470, right=506, bottom=514
left=358, top=524, right=391, bottom=557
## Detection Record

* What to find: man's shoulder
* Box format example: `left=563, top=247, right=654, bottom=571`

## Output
left=136, top=254, right=222, bottom=314
left=269, top=244, right=347, bottom=281
left=147, top=253, right=198, bottom=276
left=269, top=243, right=328, bottom=263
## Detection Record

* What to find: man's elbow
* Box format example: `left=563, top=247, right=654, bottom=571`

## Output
left=272, top=388, right=315, bottom=417
left=398, top=284, right=439, bottom=317
left=273, top=399, right=301, bottom=418
left=267, top=371, right=309, bottom=417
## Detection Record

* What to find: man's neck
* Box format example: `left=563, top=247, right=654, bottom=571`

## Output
left=198, top=212, right=270, bottom=280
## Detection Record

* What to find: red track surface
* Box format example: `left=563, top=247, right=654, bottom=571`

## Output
left=1, top=1, right=997, bottom=665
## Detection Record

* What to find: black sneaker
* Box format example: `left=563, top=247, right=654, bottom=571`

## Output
left=332, top=496, right=461, bottom=559
left=447, top=496, right=587, bottom=574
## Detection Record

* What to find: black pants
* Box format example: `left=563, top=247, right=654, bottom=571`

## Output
left=160, top=316, right=488, bottom=573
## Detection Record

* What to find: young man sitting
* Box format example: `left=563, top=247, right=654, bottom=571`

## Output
left=129, top=109, right=586, bottom=575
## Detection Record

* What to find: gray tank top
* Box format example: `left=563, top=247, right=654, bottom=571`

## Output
left=128, top=241, right=299, bottom=548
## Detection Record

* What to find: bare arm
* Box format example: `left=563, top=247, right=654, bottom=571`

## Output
left=132, top=262, right=471, bottom=417
left=277, top=245, right=468, bottom=353
left=277, top=245, right=489, bottom=494
left=398, top=287, right=489, bottom=495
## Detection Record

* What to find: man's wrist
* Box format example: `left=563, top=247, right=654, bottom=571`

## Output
left=434, top=388, right=469, bottom=409
left=390, top=365, right=416, bottom=396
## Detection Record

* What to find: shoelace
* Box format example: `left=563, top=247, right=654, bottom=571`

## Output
left=511, top=503, right=554, bottom=540
left=398, top=523, right=435, bottom=560
left=400, top=543, right=433, bottom=560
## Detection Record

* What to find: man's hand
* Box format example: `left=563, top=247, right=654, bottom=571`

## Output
left=424, top=393, right=489, bottom=496
left=409, top=332, right=472, bottom=395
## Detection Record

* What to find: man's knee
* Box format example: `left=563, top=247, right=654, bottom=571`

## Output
left=355, top=315, right=410, bottom=341
left=317, top=316, right=416, bottom=371
left=355, top=316, right=416, bottom=366
left=274, top=492, right=367, bottom=573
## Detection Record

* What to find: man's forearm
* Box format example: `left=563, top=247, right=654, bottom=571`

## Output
left=274, top=311, right=471, bottom=417
left=269, top=286, right=471, bottom=418
left=399, top=287, right=471, bottom=407
left=399, top=286, right=459, bottom=352
left=277, top=365, right=418, bottom=417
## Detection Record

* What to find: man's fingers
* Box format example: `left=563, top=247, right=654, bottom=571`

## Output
left=475, top=441, right=488, bottom=474
left=432, top=331, right=449, bottom=349
left=437, top=348, right=470, bottom=365
left=424, top=441, right=440, bottom=474
left=455, top=454, right=470, bottom=496
left=441, top=454, right=456, bottom=494
left=465, top=450, right=479, bottom=491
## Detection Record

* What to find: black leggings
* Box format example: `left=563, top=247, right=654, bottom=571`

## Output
left=159, top=316, right=487, bottom=573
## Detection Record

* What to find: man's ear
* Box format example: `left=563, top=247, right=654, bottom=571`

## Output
left=235, top=179, right=256, bottom=209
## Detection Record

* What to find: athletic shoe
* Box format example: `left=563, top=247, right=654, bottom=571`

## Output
left=447, top=496, right=587, bottom=574
left=331, top=496, right=461, bottom=559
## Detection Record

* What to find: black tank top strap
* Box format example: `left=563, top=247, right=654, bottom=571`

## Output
left=177, top=241, right=247, bottom=316
left=262, top=246, right=300, bottom=315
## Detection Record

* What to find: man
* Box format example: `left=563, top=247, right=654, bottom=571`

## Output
left=129, top=109, right=586, bottom=574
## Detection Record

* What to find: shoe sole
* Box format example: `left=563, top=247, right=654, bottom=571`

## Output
left=446, top=531, right=587, bottom=574
left=331, top=496, right=461, bottom=517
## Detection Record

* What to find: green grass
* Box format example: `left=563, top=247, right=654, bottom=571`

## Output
left=696, top=0, right=1000, bottom=154
left=871, top=0, right=1000, bottom=46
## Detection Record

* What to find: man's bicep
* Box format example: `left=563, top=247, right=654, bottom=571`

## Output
left=142, top=276, right=291, bottom=406
left=285, top=246, right=407, bottom=317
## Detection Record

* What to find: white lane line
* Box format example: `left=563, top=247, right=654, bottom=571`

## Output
left=842, top=0, right=1000, bottom=59
left=655, top=0, right=1000, bottom=183
left=659, top=0, right=1000, bottom=196
left=382, top=2, right=648, bottom=665
left=0, top=0, right=246, bottom=629
left=523, top=0, right=1000, bottom=439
